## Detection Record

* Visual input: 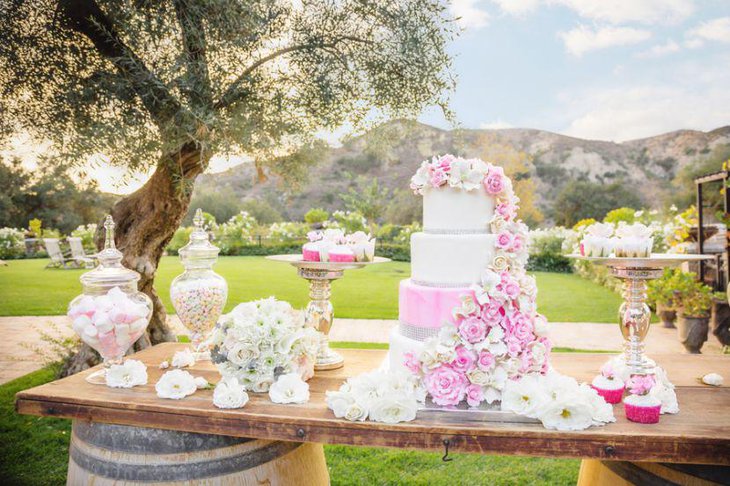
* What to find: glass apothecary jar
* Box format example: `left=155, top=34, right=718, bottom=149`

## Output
left=67, top=216, right=153, bottom=384
left=170, top=209, right=228, bottom=360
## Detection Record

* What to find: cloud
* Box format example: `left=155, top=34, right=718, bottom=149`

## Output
left=561, top=80, right=730, bottom=141
left=558, top=25, right=652, bottom=57
left=685, top=16, right=730, bottom=48
left=451, top=0, right=491, bottom=29
left=550, top=0, right=695, bottom=25
left=480, top=120, right=514, bottom=129
left=490, top=0, right=539, bottom=16
left=635, top=40, right=680, bottom=59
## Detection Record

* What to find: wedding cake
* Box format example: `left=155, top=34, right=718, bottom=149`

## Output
left=388, top=154, right=551, bottom=406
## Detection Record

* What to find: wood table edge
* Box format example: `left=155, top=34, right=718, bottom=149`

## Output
left=15, top=396, right=730, bottom=466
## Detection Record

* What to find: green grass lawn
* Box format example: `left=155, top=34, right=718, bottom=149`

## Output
left=1, top=365, right=579, bottom=485
left=0, top=257, right=622, bottom=322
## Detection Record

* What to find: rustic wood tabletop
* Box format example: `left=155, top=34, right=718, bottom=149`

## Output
left=15, top=343, right=730, bottom=465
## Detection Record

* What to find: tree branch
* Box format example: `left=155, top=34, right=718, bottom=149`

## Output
left=58, top=0, right=185, bottom=129
left=172, top=0, right=213, bottom=111
left=215, top=36, right=373, bottom=110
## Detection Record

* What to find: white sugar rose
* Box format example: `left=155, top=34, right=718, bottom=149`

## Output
left=344, top=402, right=369, bottom=422
left=171, top=348, right=196, bottom=368
left=194, top=376, right=209, bottom=389
left=155, top=369, right=197, bottom=399
left=213, top=377, right=249, bottom=409
left=702, top=373, right=723, bottom=386
left=368, top=396, right=417, bottom=424
left=650, top=383, right=679, bottom=414
left=106, top=360, right=148, bottom=388
left=326, top=390, right=356, bottom=418
left=269, top=373, right=310, bottom=404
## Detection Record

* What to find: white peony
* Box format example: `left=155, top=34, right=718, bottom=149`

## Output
left=269, top=373, right=310, bottom=404
left=538, top=400, right=594, bottom=431
left=213, top=377, right=249, bottom=409
left=579, top=384, right=615, bottom=424
left=155, top=369, right=197, bottom=399
left=501, top=375, right=548, bottom=418
left=368, top=396, right=418, bottom=424
left=106, top=360, right=148, bottom=388
left=171, top=348, right=196, bottom=368
left=701, top=373, right=724, bottom=386
left=194, top=376, right=210, bottom=389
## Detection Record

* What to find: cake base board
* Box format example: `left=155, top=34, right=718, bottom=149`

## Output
left=418, top=398, right=540, bottom=424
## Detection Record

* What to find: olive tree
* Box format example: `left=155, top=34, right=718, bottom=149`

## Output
left=0, top=0, right=455, bottom=371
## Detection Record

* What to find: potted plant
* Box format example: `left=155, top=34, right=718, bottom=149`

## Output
left=675, top=276, right=713, bottom=354
left=648, top=269, right=679, bottom=328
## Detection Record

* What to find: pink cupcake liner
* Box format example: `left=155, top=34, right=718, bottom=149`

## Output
left=591, top=385, right=625, bottom=404
left=624, top=402, right=661, bottom=424
left=329, top=253, right=355, bottom=263
left=302, top=248, right=320, bottom=262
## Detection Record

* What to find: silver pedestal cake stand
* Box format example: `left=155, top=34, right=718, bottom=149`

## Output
left=267, top=255, right=390, bottom=371
left=568, top=253, right=711, bottom=376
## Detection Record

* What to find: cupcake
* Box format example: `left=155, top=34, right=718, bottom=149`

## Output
left=580, top=223, right=614, bottom=257
left=591, top=363, right=625, bottom=404
left=347, top=231, right=376, bottom=262
left=318, top=240, right=336, bottom=262
left=614, top=223, right=653, bottom=258
left=624, top=374, right=660, bottom=424
left=302, top=242, right=320, bottom=262
left=328, top=244, right=355, bottom=263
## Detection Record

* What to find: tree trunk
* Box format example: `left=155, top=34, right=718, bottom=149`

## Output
left=61, top=142, right=208, bottom=377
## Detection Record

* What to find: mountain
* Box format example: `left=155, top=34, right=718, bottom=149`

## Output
left=193, top=120, right=730, bottom=224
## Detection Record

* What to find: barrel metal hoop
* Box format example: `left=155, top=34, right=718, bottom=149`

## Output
left=73, top=421, right=253, bottom=454
left=70, top=438, right=302, bottom=482
left=601, top=461, right=679, bottom=486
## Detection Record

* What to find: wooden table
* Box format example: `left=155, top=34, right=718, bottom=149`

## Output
left=16, top=343, right=730, bottom=485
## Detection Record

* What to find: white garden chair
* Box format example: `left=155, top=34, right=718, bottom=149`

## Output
left=68, top=237, right=96, bottom=268
left=43, top=238, right=76, bottom=269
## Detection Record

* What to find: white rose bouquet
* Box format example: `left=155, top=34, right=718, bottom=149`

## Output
left=209, top=297, right=320, bottom=392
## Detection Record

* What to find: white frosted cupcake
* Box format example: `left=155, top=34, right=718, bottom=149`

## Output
left=329, top=244, right=355, bottom=263
left=614, top=223, right=653, bottom=258
left=581, top=222, right=614, bottom=257
left=591, top=373, right=625, bottom=404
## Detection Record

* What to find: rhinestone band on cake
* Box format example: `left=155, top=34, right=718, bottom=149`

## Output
left=398, top=322, right=440, bottom=341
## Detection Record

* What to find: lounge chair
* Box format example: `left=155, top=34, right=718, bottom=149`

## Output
left=68, top=237, right=96, bottom=268
left=43, top=238, right=77, bottom=269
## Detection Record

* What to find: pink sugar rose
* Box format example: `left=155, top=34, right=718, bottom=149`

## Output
left=504, top=281, right=521, bottom=300
left=495, top=231, right=513, bottom=250
left=506, top=335, right=523, bottom=358
left=465, top=384, right=484, bottom=407
left=403, top=352, right=422, bottom=375
left=627, top=374, right=655, bottom=395
left=600, top=362, right=615, bottom=379
left=511, top=314, right=534, bottom=343
left=451, top=346, right=476, bottom=374
left=458, top=316, right=488, bottom=344
left=483, top=168, right=505, bottom=195
left=424, top=365, right=468, bottom=406
left=436, top=154, right=455, bottom=171
left=477, top=351, right=495, bottom=371
left=481, top=302, right=504, bottom=325
left=511, top=235, right=524, bottom=252
left=430, top=168, right=448, bottom=187
left=495, top=202, right=514, bottom=221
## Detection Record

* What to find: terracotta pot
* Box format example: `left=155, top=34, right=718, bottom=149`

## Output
left=656, top=302, right=676, bottom=329
left=677, top=315, right=709, bottom=354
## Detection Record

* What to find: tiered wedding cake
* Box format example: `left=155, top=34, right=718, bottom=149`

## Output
left=389, top=154, right=551, bottom=406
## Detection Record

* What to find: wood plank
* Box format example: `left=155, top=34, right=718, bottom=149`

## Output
left=15, top=343, right=730, bottom=465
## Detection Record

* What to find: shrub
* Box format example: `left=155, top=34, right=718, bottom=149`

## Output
left=675, top=276, right=714, bottom=318
left=0, top=227, right=26, bottom=259
left=268, top=222, right=310, bottom=241
left=375, top=243, right=410, bottom=262
left=330, top=210, right=368, bottom=233
left=527, top=228, right=573, bottom=273
left=71, top=224, right=97, bottom=252
left=166, top=227, right=193, bottom=255
left=603, top=207, right=636, bottom=225
left=304, top=208, right=329, bottom=225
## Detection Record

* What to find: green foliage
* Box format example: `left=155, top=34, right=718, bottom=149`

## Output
left=527, top=234, right=572, bottom=273
left=0, top=157, right=115, bottom=235
left=331, top=210, right=368, bottom=233
left=240, top=199, right=283, bottom=225
left=374, top=224, right=401, bottom=241
left=384, top=188, right=423, bottom=226
left=647, top=268, right=686, bottom=308
left=70, top=224, right=98, bottom=252
left=340, top=177, right=390, bottom=224
left=184, top=189, right=241, bottom=225
left=268, top=222, right=310, bottom=241
left=551, top=180, right=643, bottom=227
left=28, top=219, right=42, bottom=238
left=671, top=144, right=730, bottom=208
left=374, top=243, right=410, bottom=262
left=603, top=207, right=637, bottom=224
left=674, top=273, right=714, bottom=317
left=166, top=227, right=194, bottom=255
left=304, top=208, right=329, bottom=225
left=0, top=227, right=26, bottom=259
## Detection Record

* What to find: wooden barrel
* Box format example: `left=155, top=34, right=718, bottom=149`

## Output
left=67, top=421, right=329, bottom=485
left=578, top=459, right=729, bottom=486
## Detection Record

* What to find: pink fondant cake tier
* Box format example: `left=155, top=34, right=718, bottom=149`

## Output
left=399, top=279, right=471, bottom=328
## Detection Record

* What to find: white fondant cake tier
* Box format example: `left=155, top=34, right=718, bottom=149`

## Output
left=422, top=185, right=495, bottom=232
left=388, top=326, right=424, bottom=373
left=410, top=232, right=495, bottom=286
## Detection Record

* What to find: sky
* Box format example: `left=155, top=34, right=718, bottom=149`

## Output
left=421, top=0, right=730, bottom=142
